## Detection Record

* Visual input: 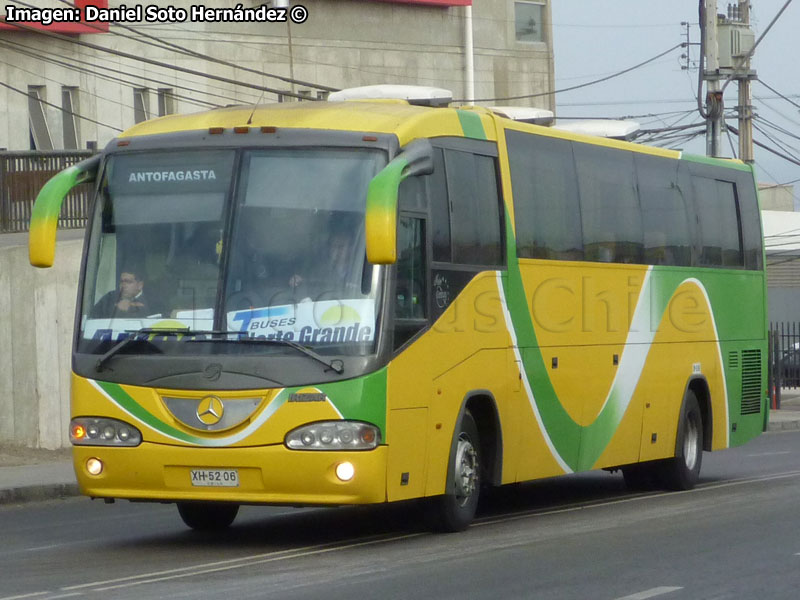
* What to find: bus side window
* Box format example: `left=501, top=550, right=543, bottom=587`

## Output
left=692, top=176, right=743, bottom=268
left=394, top=216, right=428, bottom=350
left=444, top=150, right=502, bottom=266
left=574, top=143, right=643, bottom=265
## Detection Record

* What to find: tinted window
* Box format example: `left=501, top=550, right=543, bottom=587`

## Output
left=506, top=130, right=583, bottom=260
left=430, top=148, right=451, bottom=262
left=736, top=173, right=763, bottom=269
left=398, top=173, right=426, bottom=212
left=574, top=144, right=642, bottom=264
left=445, top=150, right=502, bottom=265
left=692, top=176, right=743, bottom=267
left=394, top=216, right=427, bottom=349
left=636, top=155, right=692, bottom=266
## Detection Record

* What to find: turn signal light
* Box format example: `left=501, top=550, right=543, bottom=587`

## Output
left=71, top=424, right=87, bottom=440
left=285, top=421, right=381, bottom=451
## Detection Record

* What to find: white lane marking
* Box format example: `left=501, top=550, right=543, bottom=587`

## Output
left=474, top=469, right=800, bottom=527
left=614, top=587, right=683, bottom=600
left=60, top=533, right=419, bottom=592
left=746, top=451, right=792, bottom=457
left=0, top=592, right=50, bottom=600
left=91, top=533, right=422, bottom=592
left=21, top=544, right=67, bottom=553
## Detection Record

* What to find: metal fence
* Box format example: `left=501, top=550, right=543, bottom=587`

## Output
left=0, top=150, right=95, bottom=233
left=768, top=322, right=800, bottom=409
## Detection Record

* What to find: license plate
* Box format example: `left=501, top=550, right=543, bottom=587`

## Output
left=190, top=468, right=239, bottom=487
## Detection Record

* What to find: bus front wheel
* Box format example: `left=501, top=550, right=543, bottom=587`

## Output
left=427, top=411, right=481, bottom=532
left=177, top=502, right=239, bottom=530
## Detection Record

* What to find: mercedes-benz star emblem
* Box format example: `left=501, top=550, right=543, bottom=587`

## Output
left=196, top=396, right=224, bottom=426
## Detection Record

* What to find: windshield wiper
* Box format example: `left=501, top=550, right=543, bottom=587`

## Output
left=186, top=331, right=345, bottom=374
left=95, top=327, right=190, bottom=372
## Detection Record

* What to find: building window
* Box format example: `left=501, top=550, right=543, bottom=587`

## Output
left=62, top=86, right=80, bottom=150
left=515, top=1, right=545, bottom=43
left=28, top=85, right=54, bottom=150
left=157, top=88, right=175, bottom=116
left=133, top=88, right=150, bottom=123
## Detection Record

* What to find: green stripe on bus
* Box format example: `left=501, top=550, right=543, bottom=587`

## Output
left=456, top=110, right=487, bottom=140
left=681, top=152, right=752, bottom=172
left=96, top=380, right=202, bottom=444
left=501, top=264, right=730, bottom=471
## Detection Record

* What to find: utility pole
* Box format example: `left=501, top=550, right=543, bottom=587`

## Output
left=273, top=0, right=296, bottom=98
left=704, top=0, right=724, bottom=157
left=736, top=0, right=755, bottom=162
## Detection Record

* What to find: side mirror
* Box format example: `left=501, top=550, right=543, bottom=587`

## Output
left=365, top=139, right=433, bottom=264
left=29, top=155, right=100, bottom=268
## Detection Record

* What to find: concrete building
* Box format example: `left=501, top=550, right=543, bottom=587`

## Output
left=0, top=0, right=556, bottom=151
left=759, top=183, right=796, bottom=212
left=763, top=207, right=800, bottom=324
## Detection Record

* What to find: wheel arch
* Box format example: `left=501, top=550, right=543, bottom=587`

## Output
left=445, top=390, right=504, bottom=492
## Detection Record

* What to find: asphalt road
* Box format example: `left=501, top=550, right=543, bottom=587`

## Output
left=3, top=431, right=800, bottom=600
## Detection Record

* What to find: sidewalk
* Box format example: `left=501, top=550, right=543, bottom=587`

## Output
left=2, top=394, right=800, bottom=505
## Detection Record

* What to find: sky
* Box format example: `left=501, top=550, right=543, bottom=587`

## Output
left=550, top=0, right=799, bottom=198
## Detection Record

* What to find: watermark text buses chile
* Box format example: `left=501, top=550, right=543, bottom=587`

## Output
left=4, top=3, right=309, bottom=25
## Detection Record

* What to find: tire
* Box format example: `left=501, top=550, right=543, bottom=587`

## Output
left=426, top=411, right=481, bottom=532
left=658, top=391, right=703, bottom=491
left=177, top=502, right=239, bottom=531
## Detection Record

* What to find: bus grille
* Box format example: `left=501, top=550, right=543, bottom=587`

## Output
left=740, top=349, right=762, bottom=415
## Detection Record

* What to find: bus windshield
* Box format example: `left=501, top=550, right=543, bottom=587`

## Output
left=78, top=147, right=385, bottom=358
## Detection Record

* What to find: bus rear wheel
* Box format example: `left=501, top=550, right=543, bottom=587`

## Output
left=177, top=502, right=239, bottom=531
left=426, top=411, right=481, bottom=532
left=658, top=391, right=703, bottom=491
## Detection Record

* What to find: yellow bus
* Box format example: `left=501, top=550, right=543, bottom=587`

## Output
left=30, top=87, right=767, bottom=531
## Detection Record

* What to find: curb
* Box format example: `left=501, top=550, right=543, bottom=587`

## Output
left=0, top=483, right=80, bottom=505
left=767, top=420, right=800, bottom=432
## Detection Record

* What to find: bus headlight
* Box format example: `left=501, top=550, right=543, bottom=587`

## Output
left=285, top=421, right=381, bottom=450
left=70, top=418, right=142, bottom=447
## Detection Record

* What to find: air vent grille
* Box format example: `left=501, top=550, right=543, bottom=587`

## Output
left=740, top=349, right=762, bottom=415
left=728, top=351, right=739, bottom=370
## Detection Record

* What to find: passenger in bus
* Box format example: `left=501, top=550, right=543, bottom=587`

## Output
left=90, top=267, right=150, bottom=318
left=288, top=230, right=360, bottom=301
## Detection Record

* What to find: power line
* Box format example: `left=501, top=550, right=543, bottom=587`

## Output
left=0, top=19, right=313, bottom=101
left=2, top=36, right=262, bottom=105
left=755, top=116, right=800, bottom=146
left=454, top=43, right=684, bottom=103
left=0, top=38, right=231, bottom=107
left=752, top=121, right=800, bottom=164
left=0, top=39, right=220, bottom=111
left=758, top=79, right=800, bottom=112
left=0, top=79, right=123, bottom=133
left=28, top=0, right=337, bottom=94
left=729, top=124, right=800, bottom=168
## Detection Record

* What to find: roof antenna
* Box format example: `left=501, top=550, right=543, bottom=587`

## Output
left=246, top=90, right=266, bottom=125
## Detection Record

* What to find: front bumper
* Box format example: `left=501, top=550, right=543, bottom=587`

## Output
left=72, top=443, right=388, bottom=505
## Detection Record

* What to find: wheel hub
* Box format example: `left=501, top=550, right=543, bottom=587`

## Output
left=454, top=434, right=478, bottom=505
left=684, top=417, right=699, bottom=471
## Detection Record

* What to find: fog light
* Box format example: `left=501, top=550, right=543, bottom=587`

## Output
left=86, top=457, right=104, bottom=476
left=335, top=461, right=355, bottom=482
